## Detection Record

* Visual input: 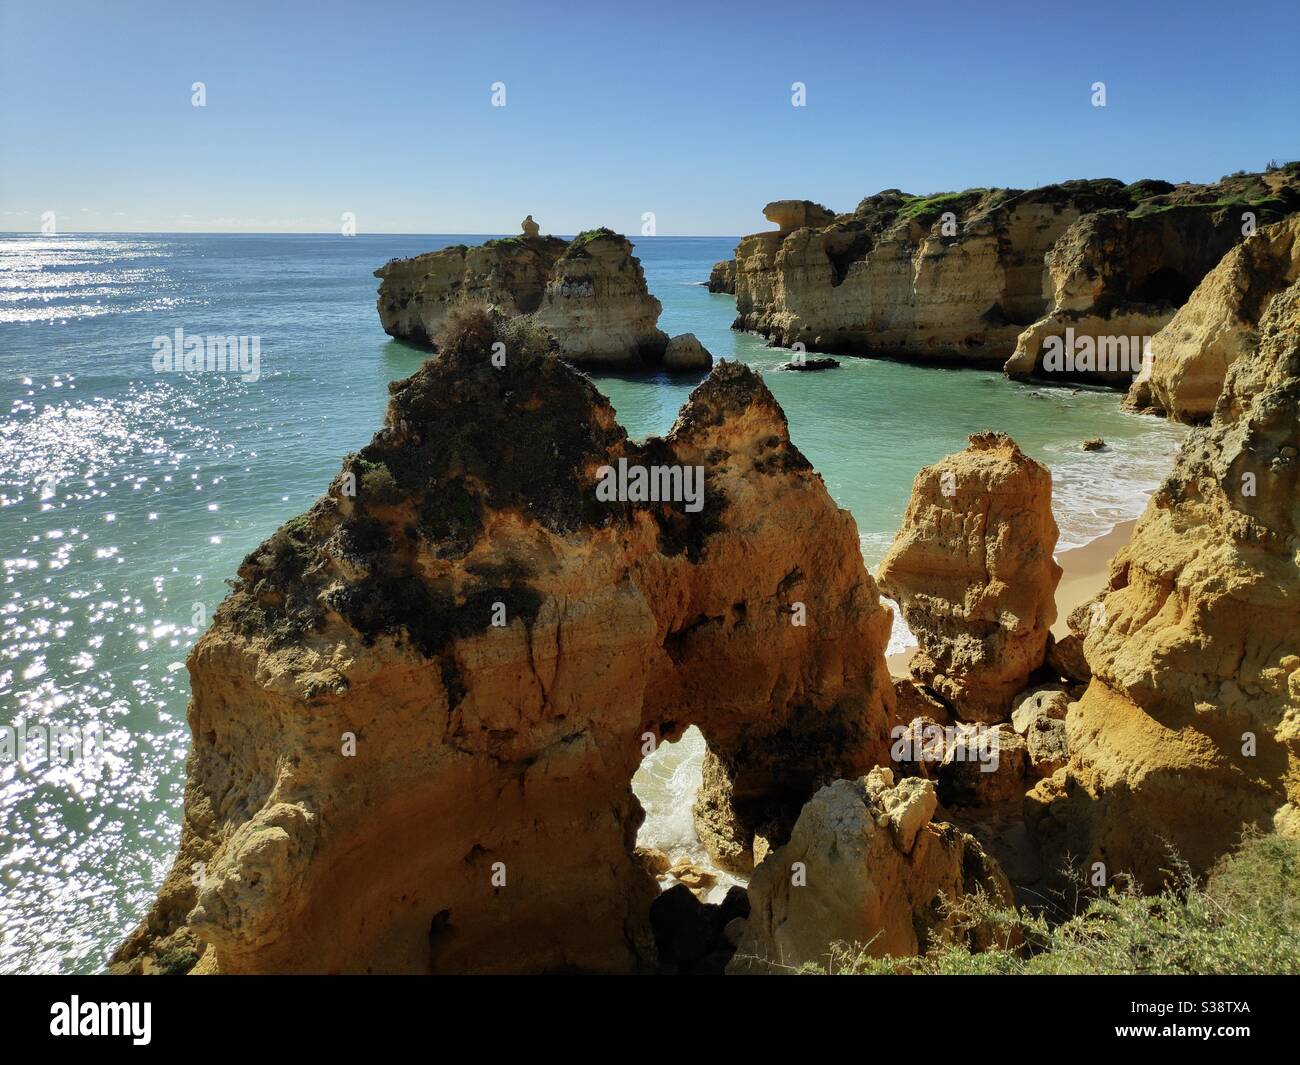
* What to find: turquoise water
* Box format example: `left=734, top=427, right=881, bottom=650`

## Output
left=0, top=233, right=1182, bottom=973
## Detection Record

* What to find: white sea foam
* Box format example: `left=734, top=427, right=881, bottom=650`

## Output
left=631, top=725, right=747, bottom=901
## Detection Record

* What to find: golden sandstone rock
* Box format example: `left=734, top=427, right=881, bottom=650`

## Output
left=877, top=432, right=1061, bottom=723
left=1126, top=215, right=1300, bottom=422
left=374, top=227, right=668, bottom=367
left=729, top=769, right=1011, bottom=972
left=1028, top=278, right=1300, bottom=887
left=112, top=317, right=894, bottom=974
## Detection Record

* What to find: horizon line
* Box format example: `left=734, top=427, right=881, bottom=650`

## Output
left=0, top=230, right=748, bottom=239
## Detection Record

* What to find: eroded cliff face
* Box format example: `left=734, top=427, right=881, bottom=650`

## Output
left=1125, top=215, right=1300, bottom=422
left=1027, top=279, right=1300, bottom=887
left=877, top=432, right=1061, bottom=723
left=112, top=315, right=893, bottom=974
left=727, top=166, right=1300, bottom=374
left=1005, top=170, right=1300, bottom=383
left=731, top=183, right=1133, bottom=363
left=375, top=227, right=668, bottom=368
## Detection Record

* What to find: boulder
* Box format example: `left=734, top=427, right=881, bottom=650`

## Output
left=663, top=332, right=713, bottom=371
left=935, top=725, right=1028, bottom=806
left=878, top=432, right=1062, bottom=722
left=762, top=199, right=837, bottom=233
left=776, top=356, right=840, bottom=371
left=729, top=771, right=1012, bottom=971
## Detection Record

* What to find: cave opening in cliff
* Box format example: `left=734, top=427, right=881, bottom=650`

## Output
left=1130, top=266, right=1194, bottom=307
left=630, top=725, right=746, bottom=903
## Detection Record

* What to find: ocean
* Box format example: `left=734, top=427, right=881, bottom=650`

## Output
left=0, top=233, right=1183, bottom=972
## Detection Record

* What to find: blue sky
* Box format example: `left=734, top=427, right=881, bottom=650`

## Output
left=2, top=0, right=1297, bottom=235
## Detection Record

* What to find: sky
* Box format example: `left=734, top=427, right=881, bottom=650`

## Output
left=1, top=0, right=1297, bottom=235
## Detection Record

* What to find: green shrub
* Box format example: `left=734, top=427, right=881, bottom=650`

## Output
left=804, top=832, right=1300, bottom=975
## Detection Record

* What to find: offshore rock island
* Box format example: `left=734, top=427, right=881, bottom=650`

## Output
left=375, top=219, right=711, bottom=372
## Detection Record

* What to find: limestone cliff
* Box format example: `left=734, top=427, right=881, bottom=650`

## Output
left=732, top=183, right=1133, bottom=363
left=1006, top=166, right=1300, bottom=383
left=112, top=312, right=893, bottom=975
left=877, top=432, right=1061, bottom=723
left=1125, top=215, right=1300, bottom=422
left=1027, top=279, right=1300, bottom=887
left=375, top=225, right=668, bottom=368
left=727, top=166, right=1300, bottom=372
left=706, top=258, right=736, bottom=294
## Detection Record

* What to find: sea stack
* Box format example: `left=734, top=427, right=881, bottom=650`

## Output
left=374, top=224, right=669, bottom=368
left=111, top=311, right=894, bottom=975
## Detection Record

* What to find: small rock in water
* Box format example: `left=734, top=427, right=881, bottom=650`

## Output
left=776, top=356, right=840, bottom=372
left=1082, top=437, right=1106, bottom=451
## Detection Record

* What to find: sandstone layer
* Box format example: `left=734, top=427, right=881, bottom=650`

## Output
left=1027, top=279, right=1300, bottom=887
left=375, top=225, right=668, bottom=368
left=112, top=315, right=894, bottom=974
left=729, top=768, right=1012, bottom=972
left=877, top=432, right=1061, bottom=723
left=1125, top=215, right=1300, bottom=422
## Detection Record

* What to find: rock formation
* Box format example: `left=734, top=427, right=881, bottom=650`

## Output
left=374, top=227, right=669, bottom=368
left=762, top=199, right=837, bottom=234
left=877, top=432, right=1061, bottom=723
left=112, top=313, right=894, bottom=975
left=706, top=259, right=736, bottom=294
left=1027, top=278, right=1300, bottom=887
left=719, top=166, right=1300, bottom=371
left=1003, top=176, right=1299, bottom=383
left=729, top=768, right=1012, bottom=971
left=662, top=332, right=712, bottom=372
left=1125, top=214, right=1300, bottom=422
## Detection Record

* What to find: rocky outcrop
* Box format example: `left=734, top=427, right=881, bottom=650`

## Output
left=112, top=312, right=894, bottom=975
left=662, top=332, right=712, bottom=372
left=729, top=768, right=1012, bottom=971
left=1007, top=168, right=1300, bottom=384
left=1027, top=278, right=1300, bottom=887
left=528, top=229, right=669, bottom=366
left=706, top=259, right=736, bottom=294
left=724, top=166, right=1300, bottom=370
left=877, top=432, right=1061, bottom=723
left=762, top=199, right=837, bottom=234
left=374, top=226, right=668, bottom=368
left=732, top=182, right=1136, bottom=363
left=1125, top=215, right=1300, bottom=422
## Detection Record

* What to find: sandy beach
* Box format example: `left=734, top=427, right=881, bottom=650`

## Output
left=885, top=518, right=1137, bottom=678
